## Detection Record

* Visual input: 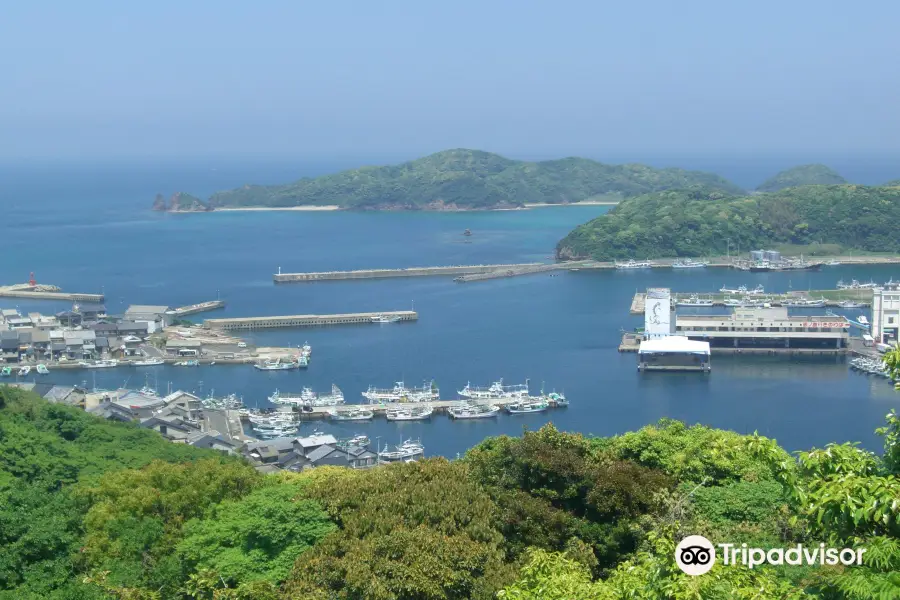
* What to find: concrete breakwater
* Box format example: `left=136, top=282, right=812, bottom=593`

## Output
left=0, top=284, right=104, bottom=302
left=205, top=310, right=418, bottom=330
left=170, top=300, right=226, bottom=317
left=273, top=264, right=543, bottom=282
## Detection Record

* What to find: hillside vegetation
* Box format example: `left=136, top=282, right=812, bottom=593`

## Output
left=557, top=184, right=900, bottom=261
left=155, top=149, right=745, bottom=211
left=756, top=164, right=847, bottom=192
left=2, top=384, right=899, bottom=599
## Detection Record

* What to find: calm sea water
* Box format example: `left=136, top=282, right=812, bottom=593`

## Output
left=1, top=159, right=898, bottom=456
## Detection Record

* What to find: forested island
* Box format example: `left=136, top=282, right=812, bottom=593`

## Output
left=755, top=164, right=847, bottom=192
left=1, top=384, right=899, bottom=599
left=151, top=149, right=744, bottom=212
left=557, top=184, right=900, bottom=261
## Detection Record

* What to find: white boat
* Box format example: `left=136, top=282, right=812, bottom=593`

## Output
left=505, top=400, right=549, bottom=414
left=723, top=297, right=743, bottom=306
left=720, top=285, right=748, bottom=294
left=676, top=295, right=714, bottom=307
left=174, top=360, right=199, bottom=367
left=336, top=434, right=371, bottom=448
left=18, top=365, right=31, bottom=376
left=838, top=279, right=879, bottom=290
left=254, top=357, right=302, bottom=371
left=615, top=260, right=653, bottom=270
left=826, top=260, right=841, bottom=266
left=783, top=297, right=827, bottom=308
left=80, top=359, right=119, bottom=369
left=363, top=380, right=439, bottom=403
left=35, top=364, right=50, bottom=375
left=859, top=315, right=869, bottom=325
left=133, top=358, right=164, bottom=366
left=672, top=259, right=708, bottom=269
left=329, top=408, right=375, bottom=421
left=838, top=300, right=865, bottom=308
left=371, top=314, right=401, bottom=324
left=747, top=285, right=766, bottom=295
left=378, top=439, right=424, bottom=461
left=269, top=384, right=344, bottom=407
left=386, top=405, right=434, bottom=421
left=448, top=403, right=500, bottom=419
left=457, top=378, right=529, bottom=399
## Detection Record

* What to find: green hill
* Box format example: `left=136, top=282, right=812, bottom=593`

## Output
left=756, top=164, right=846, bottom=192
left=556, top=184, right=900, bottom=260
left=2, top=386, right=899, bottom=599
left=156, top=149, right=745, bottom=211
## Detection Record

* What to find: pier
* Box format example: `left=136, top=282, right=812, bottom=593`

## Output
left=629, top=289, right=874, bottom=315
left=273, top=263, right=544, bottom=283
left=170, top=300, right=226, bottom=317
left=0, top=284, right=104, bottom=303
left=204, top=310, right=418, bottom=330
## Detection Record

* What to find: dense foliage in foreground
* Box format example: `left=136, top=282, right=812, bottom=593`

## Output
left=158, top=149, right=744, bottom=211
left=1, top=384, right=898, bottom=599
left=557, top=184, right=900, bottom=260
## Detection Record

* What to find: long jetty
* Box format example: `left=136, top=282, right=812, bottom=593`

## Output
left=205, top=310, right=418, bottom=330
left=256, top=397, right=567, bottom=421
left=170, top=300, right=226, bottom=317
left=273, top=264, right=543, bottom=283
left=0, top=285, right=103, bottom=303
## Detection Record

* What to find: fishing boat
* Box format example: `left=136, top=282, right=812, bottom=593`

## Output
left=336, top=434, right=371, bottom=449
left=545, top=392, right=568, bottom=407
left=723, top=297, right=743, bottom=307
left=17, top=365, right=31, bottom=376
left=838, top=300, right=866, bottom=308
left=615, top=260, right=653, bottom=270
left=371, top=314, right=401, bottom=324
left=132, top=358, right=164, bottom=366
left=254, top=357, right=301, bottom=371
left=676, top=295, right=714, bottom=307
left=269, top=384, right=344, bottom=407
left=838, top=279, right=879, bottom=290
left=175, top=359, right=200, bottom=367
left=783, top=297, right=827, bottom=308
left=448, top=403, right=500, bottom=419
left=858, top=315, right=869, bottom=325
left=329, top=408, right=375, bottom=421
left=0, top=366, right=11, bottom=377
left=378, top=439, right=424, bottom=461
left=386, top=405, right=434, bottom=421
left=35, top=364, right=50, bottom=375
left=80, top=359, right=119, bottom=368
left=505, top=400, right=549, bottom=414
left=826, top=260, right=841, bottom=266
left=458, top=378, right=529, bottom=399
left=463, top=228, right=472, bottom=236
left=363, top=380, right=439, bottom=403
left=672, top=259, right=708, bottom=269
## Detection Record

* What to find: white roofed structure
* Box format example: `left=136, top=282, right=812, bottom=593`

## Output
left=638, top=335, right=711, bottom=372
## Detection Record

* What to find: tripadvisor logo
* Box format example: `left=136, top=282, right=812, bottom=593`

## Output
left=675, top=536, right=867, bottom=576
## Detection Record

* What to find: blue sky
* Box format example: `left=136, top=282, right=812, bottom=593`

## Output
left=2, top=0, right=899, bottom=159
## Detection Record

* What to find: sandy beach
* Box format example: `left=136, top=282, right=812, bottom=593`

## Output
left=522, top=200, right=620, bottom=208
left=213, top=205, right=341, bottom=212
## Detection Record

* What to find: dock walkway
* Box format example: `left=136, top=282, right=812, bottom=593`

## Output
left=205, top=310, right=418, bottom=330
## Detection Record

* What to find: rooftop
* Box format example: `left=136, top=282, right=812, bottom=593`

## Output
left=296, top=433, right=338, bottom=448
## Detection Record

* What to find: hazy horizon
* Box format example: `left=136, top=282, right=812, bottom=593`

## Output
left=4, top=1, right=900, bottom=160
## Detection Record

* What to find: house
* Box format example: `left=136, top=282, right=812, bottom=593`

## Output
left=75, top=303, right=106, bottom=321
left=1, top=309, right=20, bottom=320
left=140, top=415, right=201, bottom=441
left=89, top=322, right=119, bottom=337
left=165, top=338, right=202, bottom=356
left=49, top=342, right=66, bottom=360
left=293, top=433, right=338, bottom=456
left=110, top=389, right=166, bottom=418
left=63, top=330, right=97, bottom=360
left=117, top=321, right=149, bottom=337
left=304, top=444, right=377, bottom=469
left=23, top=329, right=50, bottom=356
left=186, top=431, right=240, bottom=454
left=29, top=314, right=60, bottom=331
left=43, top=385, right=85, bottom=406
left=245, top=437, right=298, bottom=464
left=7, top=317, right=33, bottom=330
left=94, top=336, right=110, bottom=356
left=124, top=305, right=171, bottom=331
left=88, top=401, right=139, bottom=422
left=1, top=331, right=20, bottom=363
left=161, top=391, right=203, bottom=421
left=55, top=310, right=82, bottom=327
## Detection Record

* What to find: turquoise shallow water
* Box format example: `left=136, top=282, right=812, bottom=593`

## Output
left=1, top=160, right=898, bottom=456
